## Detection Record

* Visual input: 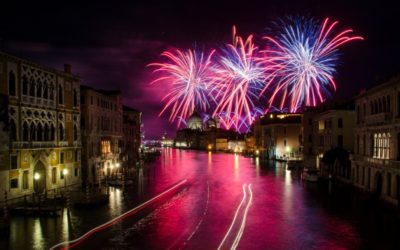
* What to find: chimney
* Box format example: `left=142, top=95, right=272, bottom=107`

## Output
left=64, top=64, right=71, bottom=74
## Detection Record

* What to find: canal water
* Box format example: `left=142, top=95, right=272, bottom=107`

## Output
left=1, top=148, right=399, bottom=249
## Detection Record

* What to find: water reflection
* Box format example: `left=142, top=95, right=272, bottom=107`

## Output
left=1, top=149, right=399, bottom=249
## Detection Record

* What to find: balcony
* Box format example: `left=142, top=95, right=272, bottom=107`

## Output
left=365, top=112, right=392, bottom=125
left=12, top=141, right=57, bottom=149
left=59, top=141, right=69, bottom=147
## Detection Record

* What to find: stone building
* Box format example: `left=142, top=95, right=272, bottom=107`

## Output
left=302, top=100, right=355, bottom=178
left=0, top=52, right=81, bottom=200
left=352, top=76, right=400, bottom=204
left=121, top=105, right=141, bottom=173
left=80, top=86, right=122, bottom=185
left=253, top=113, right=302, bottom=160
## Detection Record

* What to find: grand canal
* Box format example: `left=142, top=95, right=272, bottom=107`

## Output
left=1, top=148, right=399, bottom=249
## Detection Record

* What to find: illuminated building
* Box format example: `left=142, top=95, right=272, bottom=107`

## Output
left=80, top=86, right=122, bottom=184
left=303, top=100, right=355, bottom=178
left=352, top=76, right=400, bottom=204
left=0, top=52, right=81, bottom=200
left=253, top=113, right=302, bottom=160
left=122, top=105, right=142, bottom=171
left=175, top=109, right=237, bottom=150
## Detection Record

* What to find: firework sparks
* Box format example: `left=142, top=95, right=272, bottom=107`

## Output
left=211, top=26, right=265, bottom=131
left=262, top=17, right=363, bottom=112
left=149, top=49, right=216, bottom=127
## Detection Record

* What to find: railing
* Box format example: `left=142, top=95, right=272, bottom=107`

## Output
left=59, top=141, right=69, bottom=147
left=12, top=141, right=57, bottom=149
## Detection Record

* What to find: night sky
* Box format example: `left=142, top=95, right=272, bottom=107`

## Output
left=1, top=0, right=399, bottom=139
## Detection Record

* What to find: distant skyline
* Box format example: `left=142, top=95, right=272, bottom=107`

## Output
left=1, top=0, right=399, bottom=139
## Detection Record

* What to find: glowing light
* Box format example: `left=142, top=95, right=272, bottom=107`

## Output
left=285, top=146, right=291, bottom=152
left=262, top=17, right=363, bottom=112
left=255, top=149, right=260, bottom=155
left=218, top=184, right=247, bottom=250
left=63, top=169, right=68, bottom=176
left=34, top=172, right=40, bottom=180
left=232, top=184, right=253, bottom=250
left=149, top=49, right=216, bottom=127
left=207, top=144, right=213, bottom=151
left=115, top=163, right=120, bottom=168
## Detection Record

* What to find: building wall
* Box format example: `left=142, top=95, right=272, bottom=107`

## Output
left=351, top=77, right=400, bottom=205
left=80, top=87, right=123, bottom=184
left=0, top=52, right=81, bottom=201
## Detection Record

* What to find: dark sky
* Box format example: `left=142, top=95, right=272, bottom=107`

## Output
left=1, top=0, right=399, bottom=139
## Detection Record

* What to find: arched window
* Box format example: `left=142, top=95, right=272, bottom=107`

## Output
left=37, top=123, right=43, bottom=141
left=43, top=81, right=48, bottom=99
left=37, top=80, right=42, bottom=98
left=44, top=123, right=49, bottom=141
left=49, top=84, right=54, bottom=100
left=73, top=89, right=78, bottom=107
left=29, top=77, right=35, bottom=96
left=30, top=123, right=36, bottom=141
left=23, top=122, right=29, bottom=141
left=73, top=124, right=78, bottom=141
left=59, top=124, right=64, bottom=141
left=8, top=71, right=16, bottom=96
left=22, top=75, right=28, bottom=95
left=51, top=124, right=55, bottom=141
left=378, top=99, right=382, bottom=113
left=9, top=119, right=17, bottom=141
left=58, top=84, right=63, bottom=104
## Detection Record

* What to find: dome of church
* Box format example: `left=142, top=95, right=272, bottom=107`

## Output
left=187, top=110, right=203, bottom=130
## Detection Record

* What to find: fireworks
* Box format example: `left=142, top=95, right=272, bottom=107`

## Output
left=211, top=26, right=265, bottom=131
left=149, top=49, right=216, bottom=127
left=261, top=17, right=363, bottom=112
left=149, top=17, right=362, bottom=131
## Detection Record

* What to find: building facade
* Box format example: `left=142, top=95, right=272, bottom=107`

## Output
left=122, top=105, right=141, bottom=172
left=303, top=101, right=355, bottom=176
left=0, top=52, right=81, bottom=200
left=80, top=86, right=122, bottom=185
left=253, top=114, right=302, bottom=160
left=351, top=77, right=400, bottom=204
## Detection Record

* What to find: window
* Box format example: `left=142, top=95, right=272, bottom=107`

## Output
left=74, top=125, right=78, bottom=141
left=37, top=81, right=42, bottom=98
left=10, top=119, right=16, bottom=141
left=22, top=171, right=29, bottom=189
left=10, top=179, right=18, bottom=189
left=8, top=71, right=16, bottom=96
left=29, top=78, right=35, bottom=96
left=373, top=133, right=390, bottom=159
left=58, top=84, right=63, bottom=104
left=44, top=123, right=50, bottom=141
left=43, top=82, right=48, bottom=99
left=338, top=135, right=343, bottom=148
left=284, top=139, right=287, bottom=147
left=22, top=76, right=28, bottom=95
left=23, top=122, right=29, bottom=141
left=74, top=167, right=79, bottom=177
left=338, top=118, right=343, bottom=128
left=59, top=124, right=64, bottom=141
left=60, top=169, right=65, bottom=179
left=75, top=150, right=79, bottom=162
left=51, top=124, right=55, bottom=141
left=73, top=89, right=78, bottom=107
left=101, top=140, right=111, bottom=154
left=81, top=95, right=85, bottom=105
left=60, top=152, right=65, bottom=164
left=10, top=155, right=18, bottom=169
left=49, top=84, right=54, bottom=100
left=52, top=168, right=57, bottom=184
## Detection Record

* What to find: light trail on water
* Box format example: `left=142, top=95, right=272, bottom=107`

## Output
left=49, top=179, right=188, bottom=250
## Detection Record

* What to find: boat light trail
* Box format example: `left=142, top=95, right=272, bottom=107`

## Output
left=217, top=184, right=247, bottom=250
left=49, top=179, right=188, bottom=250
left=232, top=184, right=253, bottom=250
